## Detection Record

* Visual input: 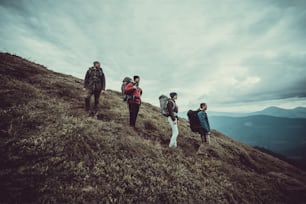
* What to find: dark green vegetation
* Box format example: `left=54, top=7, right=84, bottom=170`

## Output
left=254, top=146, right=306, bottom=171
left=1, top=53, right=306, bottom=203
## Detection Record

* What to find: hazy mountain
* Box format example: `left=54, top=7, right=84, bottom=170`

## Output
left=252, top=106, right=306, bottom=118
left=194, top=106, right=306, bottom=118
left=1, top=53, right=306, bottom=203
left=209, top=115, right=306, bottom=165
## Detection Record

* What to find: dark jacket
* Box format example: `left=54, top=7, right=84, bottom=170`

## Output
left=197, top=111, right=210, bottom=132
left=167, top=99, right=178, bottom=121
left=124, top=83, right=142, bottom=105
left=84, top=67, right=106, bottom=91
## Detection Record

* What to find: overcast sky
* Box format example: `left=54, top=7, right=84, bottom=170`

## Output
left=1, top=0, right=306, bottom=112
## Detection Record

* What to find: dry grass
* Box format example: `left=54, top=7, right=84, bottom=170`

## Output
left=1, top=53, right=306, bottom=203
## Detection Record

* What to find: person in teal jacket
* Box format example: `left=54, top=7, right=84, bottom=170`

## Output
left=197, top=103, right=211, bottom=144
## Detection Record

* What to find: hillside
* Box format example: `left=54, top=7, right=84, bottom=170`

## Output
left=1, top=53, right=306, bottom=203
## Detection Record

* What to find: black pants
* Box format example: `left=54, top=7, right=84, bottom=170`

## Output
left=85, top=89, right=101, bottom=112
left=128, top=103, right=140, bottom=127
left=198, top=128, right=208, bottom=143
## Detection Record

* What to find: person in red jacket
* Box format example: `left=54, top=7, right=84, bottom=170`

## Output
left=124, top=75, right=142, bottom=128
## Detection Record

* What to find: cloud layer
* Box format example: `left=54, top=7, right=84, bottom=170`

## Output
left=1, top=0, right=306, bottom=111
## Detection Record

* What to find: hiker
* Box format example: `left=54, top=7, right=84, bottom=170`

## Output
left=197, top=103, right=211, bottom=144
left=83, top=61, right=106, bottom=115
left=167, top=92, right=179, bottom=148
left=124, top=75, right=142, bottom=128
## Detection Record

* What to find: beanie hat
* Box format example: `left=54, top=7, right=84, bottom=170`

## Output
left=93, top=61, right=100, bottom=65
left=134, top=75, right=140, bottom=81
left=170, top=92, right=177, bottom=99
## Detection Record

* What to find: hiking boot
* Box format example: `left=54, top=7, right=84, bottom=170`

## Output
left=93, top=106, right=99, bottom=113
left=88, top=111, right=95, bottom=117
left=201, top=135, right=206, bottom=144
left=169, top=144, right=177, bottom=148
left=197, top=144, right=209, bottom=156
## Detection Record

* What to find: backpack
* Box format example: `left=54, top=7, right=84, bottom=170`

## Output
left=159, top=95, right=175, bottom=116
left=121, top=77, right=133, bottom=101
left=89, top=67, right=104, bottom=77
left=187, top=110, right=201, bottom=132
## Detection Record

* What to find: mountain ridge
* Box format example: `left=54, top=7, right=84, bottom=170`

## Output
left=1, top=52, right=306, bottom=203
left=202, top=106, right=306, bottom=119
left=253, top=106, right=306, bottom=118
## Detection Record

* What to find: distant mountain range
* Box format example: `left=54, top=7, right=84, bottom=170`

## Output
left=253, top=106, right=306, bottom=118
left=209, top=114, right=306, bottom=167
left=208, top=106, right=306, bottom=118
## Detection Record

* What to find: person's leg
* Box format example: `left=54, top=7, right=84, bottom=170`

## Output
left=168, top=117, right=174, bottom=147
left=198, top=128, right=206, bottom=144
left=133, top=104, right=140, bottom=127
left=85, top=89, right=93, bottom=112
left=168, top=117, right=178, bottom=147
left=93, top=90, right=101, bottom=113
left=173, top=123, right=179, bottom=147
left=131, top=104, right=136, bottom=127
left=128, top=103, right=133, bottom=126
left=130, top=103, right=139, bottom=127
left=206, top=133, right=211, bottom=144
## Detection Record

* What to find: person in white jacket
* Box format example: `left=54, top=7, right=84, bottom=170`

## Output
left=167, top=92, right=179, bottom=148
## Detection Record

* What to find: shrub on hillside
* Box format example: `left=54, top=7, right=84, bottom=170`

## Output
left=144, top=119, right=158, bottom=131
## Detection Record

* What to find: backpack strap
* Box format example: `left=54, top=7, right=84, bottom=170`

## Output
left=89, top=67, right=104, bottom=76
left=98, top=68, right=104, bottom=75
left=168, top=99, right=176, bottom=110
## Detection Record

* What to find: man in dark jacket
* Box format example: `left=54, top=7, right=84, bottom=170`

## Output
left=167, top=92, right=179, bottom=148
left=124, top=75, right=142, bottom=128
left=83, top=61, right=106, bottom=114
left=197, top=103, right=211, bottom=144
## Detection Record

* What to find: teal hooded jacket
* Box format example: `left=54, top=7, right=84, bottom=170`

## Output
left=197, top=111, right=210, bottom=132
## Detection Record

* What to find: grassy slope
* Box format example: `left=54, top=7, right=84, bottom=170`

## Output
left=0, top=53, right=306, bottom=204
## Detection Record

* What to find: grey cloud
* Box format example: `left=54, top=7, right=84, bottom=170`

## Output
left=0, top=0, right=28, bottom=15
left=271, top=0, right=306, bottom=9
left=225, top=53, right=306, bottom=102
left=1, top=0, right=306, bottom=111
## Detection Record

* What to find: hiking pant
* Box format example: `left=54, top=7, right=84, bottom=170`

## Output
left=85, top=89, right=101, bottom=112
left=129, top=103, right=140, bottom=127
left=168, top=116, right=179, bottom=147
left=199, top=128, right=210, bottom=144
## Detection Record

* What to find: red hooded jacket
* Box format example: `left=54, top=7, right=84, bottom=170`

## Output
left=124, top=83, right=142, bottom=104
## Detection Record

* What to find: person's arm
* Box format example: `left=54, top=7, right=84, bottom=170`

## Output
left=198, top=111, right=209, bottom=132
left=101, top=73, right=106, bottom=91
left=207, top=114, right=211, bottom=132
left=167, top=101, right=176, bottom=121
left=84, top=70, right=90, bottom=89
left=124, top=83, right=135, bottom=94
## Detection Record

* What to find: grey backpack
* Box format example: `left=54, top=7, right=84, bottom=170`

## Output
left=121, top=77, right=133, bottom=101
left=159, top=95, right=174, bottom=116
